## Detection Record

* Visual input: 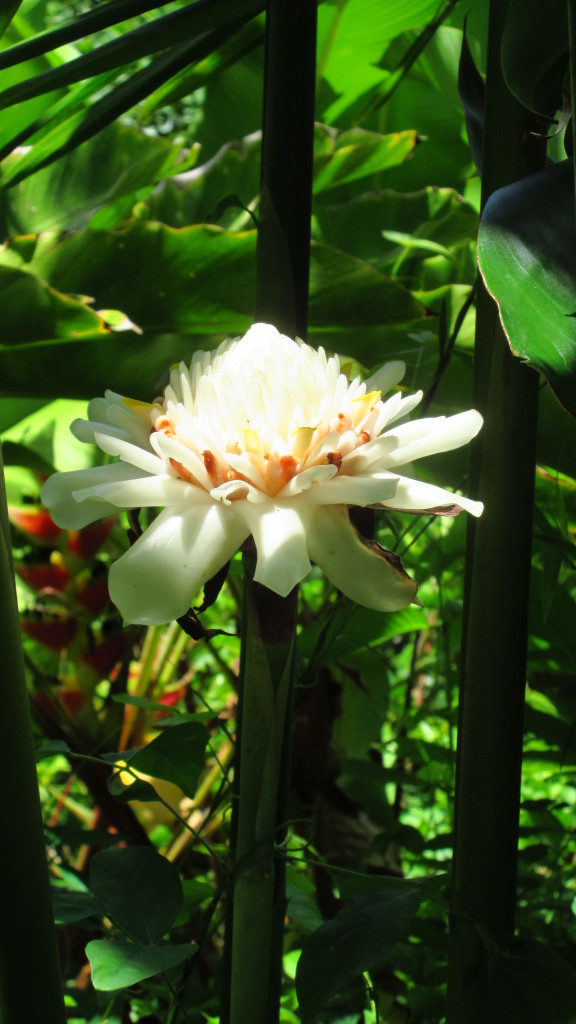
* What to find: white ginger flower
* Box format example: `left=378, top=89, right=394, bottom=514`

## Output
left=42, top=323, right=483, bottom=625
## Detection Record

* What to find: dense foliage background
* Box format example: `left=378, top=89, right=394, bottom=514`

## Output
left=1, top=0, right=576, bottom=1021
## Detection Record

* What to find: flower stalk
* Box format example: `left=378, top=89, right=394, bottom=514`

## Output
left=228, top=560, right=297, bottom=1024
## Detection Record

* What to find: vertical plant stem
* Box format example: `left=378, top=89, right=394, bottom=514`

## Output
left=223, top=2, right=317, bottom=1022
left=0, top=446, right=66, bottom=1024
left=568, top=0, right=576, bottom=211
left=229, top=570, right=298, bottom=1024
left=447, top=2, right=546, bottom=1020
left=255, top=0, right=318, bottom=338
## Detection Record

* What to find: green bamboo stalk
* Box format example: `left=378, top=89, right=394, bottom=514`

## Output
left=0, top=445, right=66, bottom=1024
left=447, top=2, right=546, bottom=1019
left=223, top=2, right=317, bottom=1022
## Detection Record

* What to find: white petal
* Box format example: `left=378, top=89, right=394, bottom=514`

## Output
left=230, top=501, right=312, bottom=596
left=73, top=474, right=212, bottom=510
left=307, top=506, right=418, bottom=611
left=382, top=476, right=484, bottom=517
left=364, top=360, right=406, bottom=394
left=341, top=434, right=400, bottom=473
left=94, top=431, right=169, bottom=476
left=224, top=452, right=267, bottom=490
left=279, top=464, right=337, bottom=498
left=211, top=480, right=266, bottom=504
left=109, top=504, right=249, bottom=625
left=382, top=410, right=483, bottom=465
left=41, top=463, right=146, bottom=529
left=72, top=418, right=127, bottom=444
left=295, top=472, right=398, bottom=506
left=150, top=432, right=212, bottom=489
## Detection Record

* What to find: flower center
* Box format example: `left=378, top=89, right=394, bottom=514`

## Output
left=147, top=337, right=384, bottom=499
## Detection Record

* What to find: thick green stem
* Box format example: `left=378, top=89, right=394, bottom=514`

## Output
left=222, top=3, right=317, bottom=1021
left=0, top=446, right=66, bottom=1024
left=229, top=568, right=297, bottom=1024
left=447, top=2, right=546, bottom=1020
left=255, top=0, right=318, bottom=337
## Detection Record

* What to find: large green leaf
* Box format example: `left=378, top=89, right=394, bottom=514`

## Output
left=477, top=160, right=576, bottom=418
left=0, top=224, right=426, bottom=397
left=296, top=886, right=422, bottom=1021
left=317, top=0, right=445, bottom=123
left=87, top=939, right=195, bottom=991
left=1, top=122, right=188, bottom=234
left=89, top=846, right=183, bottom=944
left=0, top=263, right=114, bottom=340
left=313, top=127, right=417, bottom=193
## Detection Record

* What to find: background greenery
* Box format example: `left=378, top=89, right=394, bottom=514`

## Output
left=1, top=0, right=576, bottom=1021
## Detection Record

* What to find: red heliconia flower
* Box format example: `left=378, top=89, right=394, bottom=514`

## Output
left=67, top=518, right=115, bottom=560
left=32, top=688, right=87, bottom=717
left=82, top=632, right=128, bottom=676
left=15, top=562, right=71, bottom=592
left=8, top=505, right=62, bottom=543
left=74, top=575, right=111, bottom=615
left=21, top=617, right=77, bottom=651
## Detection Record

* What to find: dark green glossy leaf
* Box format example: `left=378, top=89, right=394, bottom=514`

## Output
left=51, top=888, right=103, bottom=925
left=478, top=160, right=576, bottom=417
left=87, top=939, right=195, bottom=991
left=128, top=722, right=210, bottom=797
left=458, top=24, right=484, bottom=172
left=89, top=846, right=183, bottom=944
left=296, top=887, right=422, bottom=1021
left=479, top=937, right=576, bottom=1024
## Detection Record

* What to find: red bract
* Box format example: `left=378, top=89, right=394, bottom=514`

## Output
left=32, top=688, right=87, bottom=717
left=9, top=505, right=62, bottom=543
left=15, top=563, right=71, bottom=592
left=21, top=617, right=77, bottom=651
left=75, top=575, right=110, bottom=614
left=67, top=518, right=115, bottom=559
left=82, top=632, right=128, bottom=676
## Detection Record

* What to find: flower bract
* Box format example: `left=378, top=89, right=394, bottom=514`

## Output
left=42, top=323, right=483, bottom=625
